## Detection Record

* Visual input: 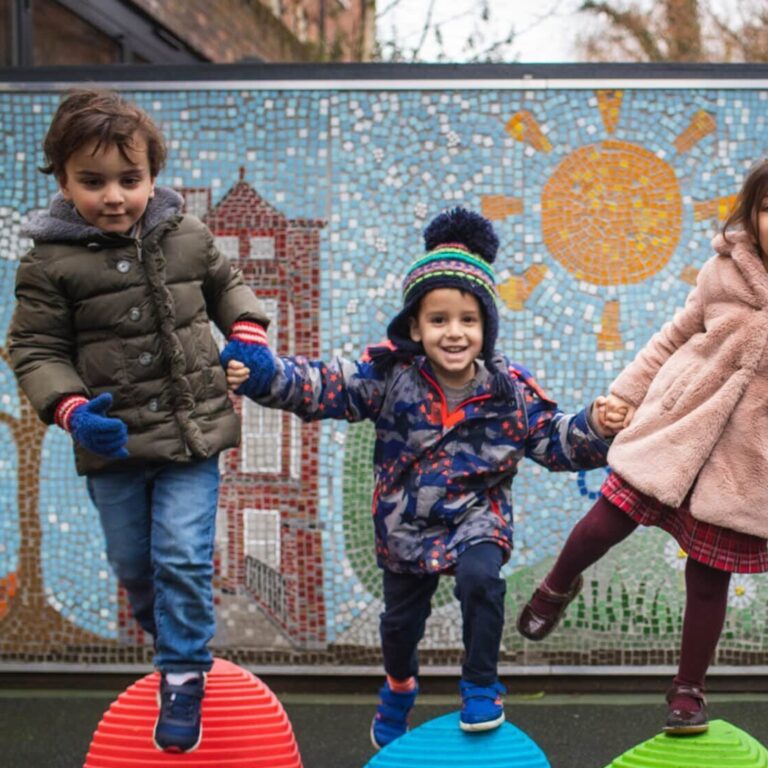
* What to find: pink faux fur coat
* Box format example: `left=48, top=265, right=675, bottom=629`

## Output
left=608, top=231, right=768, bottom=538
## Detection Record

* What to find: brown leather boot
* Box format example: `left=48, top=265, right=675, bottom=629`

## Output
left=663, top=683, right=708, bottom=735
left=516, top=574, right=583, bottom=641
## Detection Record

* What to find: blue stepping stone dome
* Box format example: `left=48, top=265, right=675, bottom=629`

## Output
left=364, top=712, right=550, bottom=768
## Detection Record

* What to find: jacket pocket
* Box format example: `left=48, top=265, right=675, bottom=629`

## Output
left=660, top=365, right=695, bottom=411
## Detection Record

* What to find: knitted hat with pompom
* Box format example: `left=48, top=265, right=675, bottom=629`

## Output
left=383, top=207, right=510, bottom=397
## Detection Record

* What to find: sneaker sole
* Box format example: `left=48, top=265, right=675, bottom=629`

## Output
left=370, top=720, right=382, bottom=751
left=371, top=720, right=408, bottom=750
left=459, top=712, right=506, bottom=732
left=152, top=720, right=203, bottom=753
left=152, top=675, right=205, bottom=753
left=663, top=723, right=709, bottom=736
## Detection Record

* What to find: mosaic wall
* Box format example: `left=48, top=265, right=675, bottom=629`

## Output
left=1, top=79, right=767, bottom=669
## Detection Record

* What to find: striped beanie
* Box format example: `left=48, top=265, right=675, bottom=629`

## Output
left=386, top=207, right=506, bottom=389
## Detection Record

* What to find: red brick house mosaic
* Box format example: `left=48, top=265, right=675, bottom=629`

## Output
left=182, top=170, right=327, bottom=649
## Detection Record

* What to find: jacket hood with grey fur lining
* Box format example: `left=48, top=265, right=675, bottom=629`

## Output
left=21, top=186, right=183, bottom=243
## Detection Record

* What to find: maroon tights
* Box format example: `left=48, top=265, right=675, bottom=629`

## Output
left=540, top=495, right=731, bottom=708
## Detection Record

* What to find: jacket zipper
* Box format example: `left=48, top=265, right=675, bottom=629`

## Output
left=489, top=495, right=505, bottom=522
left=419, top=368, right=491, bottom=427
left=134, top=234, right=191, bottom=455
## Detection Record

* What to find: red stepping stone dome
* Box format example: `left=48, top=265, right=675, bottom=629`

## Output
left=83, top=657, right=303, bottom=767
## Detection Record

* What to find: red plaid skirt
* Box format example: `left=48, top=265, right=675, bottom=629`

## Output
left=601, top=472, right=768, bottom=573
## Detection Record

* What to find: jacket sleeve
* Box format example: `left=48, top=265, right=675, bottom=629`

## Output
left=610, top=274, right=706, bottom=407
left=522, top=381, right=610, bottom=472
left=256, top=355, right=388, bottom=423
left=8, top=250, right=89, bottom=423
left=199, top=222, right=270, bottom=334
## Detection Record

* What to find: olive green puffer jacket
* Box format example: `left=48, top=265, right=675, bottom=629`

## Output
left=9, top=187, right=268, bottom=475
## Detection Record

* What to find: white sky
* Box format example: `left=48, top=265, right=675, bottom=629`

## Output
left=376, top=0, right=594, bottom=63
left=376, top=0, right=746, bottom=63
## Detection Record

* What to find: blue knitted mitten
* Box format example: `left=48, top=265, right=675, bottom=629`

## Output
left=220, top=321, right=276, bottom=399
left=65, top=393, right=129, bottom=458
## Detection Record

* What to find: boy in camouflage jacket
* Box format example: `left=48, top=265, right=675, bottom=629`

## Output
left=224, top=208, right=615, bottom=747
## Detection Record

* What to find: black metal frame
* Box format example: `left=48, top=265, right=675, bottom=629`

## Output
left=9, top=0, right=33, bottom=67
left=2, top=60, right=768, bottom=84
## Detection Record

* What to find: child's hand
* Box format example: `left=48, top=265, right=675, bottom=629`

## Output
left=604, top=393, right=636, bottom=430
left=590, top=396, right=615, bottom=438
left=227, top=360, right=250, bottom=391
left=220, top=321, right=277, bottom=398
left=590, top=395, right=634, bottom=438
left=61, top=392, right=130, bottom=458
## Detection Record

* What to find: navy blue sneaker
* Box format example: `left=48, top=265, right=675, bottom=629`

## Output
left=459, top=679, right=506, bottom=732
left=370, top=679, right=419, bottom=749
left=153, top=673, right=205, bottom=753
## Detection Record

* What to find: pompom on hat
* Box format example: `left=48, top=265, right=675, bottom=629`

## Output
left=376, top=207, right=512, bottom=398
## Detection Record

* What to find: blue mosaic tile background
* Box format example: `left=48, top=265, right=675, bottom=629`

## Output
left=1, top=83, right=766, bottom=664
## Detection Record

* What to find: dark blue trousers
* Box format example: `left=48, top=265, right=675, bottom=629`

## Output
left=379, top=542, right=506, bottom=687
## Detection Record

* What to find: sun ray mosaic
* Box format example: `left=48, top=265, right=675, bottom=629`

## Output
left=1, top=79, right=767, bottom=669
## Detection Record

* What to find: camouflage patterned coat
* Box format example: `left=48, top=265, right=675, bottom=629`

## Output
left=259, top=353, right=609, bottom=574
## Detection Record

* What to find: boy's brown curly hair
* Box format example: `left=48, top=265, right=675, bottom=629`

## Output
left=41, top=89, right=167, bottom=180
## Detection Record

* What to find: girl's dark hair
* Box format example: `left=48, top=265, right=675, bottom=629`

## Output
left=40, top=89, right=167, bottom=180
left=723, top=159, right=768, bottom=258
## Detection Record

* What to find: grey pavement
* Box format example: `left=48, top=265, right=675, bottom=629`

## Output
left=3, top=687, right=768, bottom=768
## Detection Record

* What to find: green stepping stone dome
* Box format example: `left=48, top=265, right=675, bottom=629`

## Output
left=605, top=720, right=768, bottom=768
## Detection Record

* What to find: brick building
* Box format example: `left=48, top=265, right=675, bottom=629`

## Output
left=183, top=172, right=327, bottom=649
left=0, top=0, right=376, bottom=66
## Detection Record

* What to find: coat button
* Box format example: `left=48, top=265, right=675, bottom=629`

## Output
left=148, top=398, right=159, bottom=412
left=129, top=307, right=141, bottom=321
left=139, top=352, right=153, bottom=366
left=117, top=260, right=131, bottom=273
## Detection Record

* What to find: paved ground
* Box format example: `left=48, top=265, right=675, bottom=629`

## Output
left=2, top=686, right=768, bottom=768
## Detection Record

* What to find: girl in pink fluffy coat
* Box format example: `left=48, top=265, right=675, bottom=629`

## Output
left=517, top=159, right=768, bottom=736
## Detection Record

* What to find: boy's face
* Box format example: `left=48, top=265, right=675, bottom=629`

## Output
left=59, top=133, right=155, bottom=234
left=409, top=288, right=483, bottom=389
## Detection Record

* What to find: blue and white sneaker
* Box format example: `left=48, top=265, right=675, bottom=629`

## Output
left=459, top=679, right=506, bottom=732
left=153, top=672, right=205, bottom=753
left=370, top=679, right=419, bottom=749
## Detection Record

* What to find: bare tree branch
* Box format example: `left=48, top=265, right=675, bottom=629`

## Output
left=465, top=28, right=516, bottom=63
left=374, top=0, right=524, bottom=63
left=517, top=0, right=572, bottom=37
left=664, top=0, right=701, bottom=60
left=580, top=1, right=665, bottom=61
left=576, top=0, right=768, bottom=63
left=411, top=0, right=438, bottom=61
left=376, top=0, right=407, bottom=20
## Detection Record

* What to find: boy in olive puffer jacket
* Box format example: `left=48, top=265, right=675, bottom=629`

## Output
left=9, top=90, right=271, bottom=754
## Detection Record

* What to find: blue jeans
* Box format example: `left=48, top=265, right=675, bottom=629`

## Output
left=379, top=542, right=506, bottom=686
left=87, top=455, right=220, bottom=673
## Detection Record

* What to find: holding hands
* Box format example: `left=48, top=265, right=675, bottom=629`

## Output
left=226, top=359, right=251, bottom=391
left=591, top=393, right=636, bottom=438
left=220, top=321, right=276, bottom=398
left=602, top=394, right=636, bottom=430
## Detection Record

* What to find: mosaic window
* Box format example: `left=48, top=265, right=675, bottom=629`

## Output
left=241, top=298, right=281, bottom=474
left=215, top=235, right=241, bottom=260
left=1, top=77, right=767, bottom=671
left=243, top=508, right=281, bottom=570
left=249, top=236, right=276, bottom=259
